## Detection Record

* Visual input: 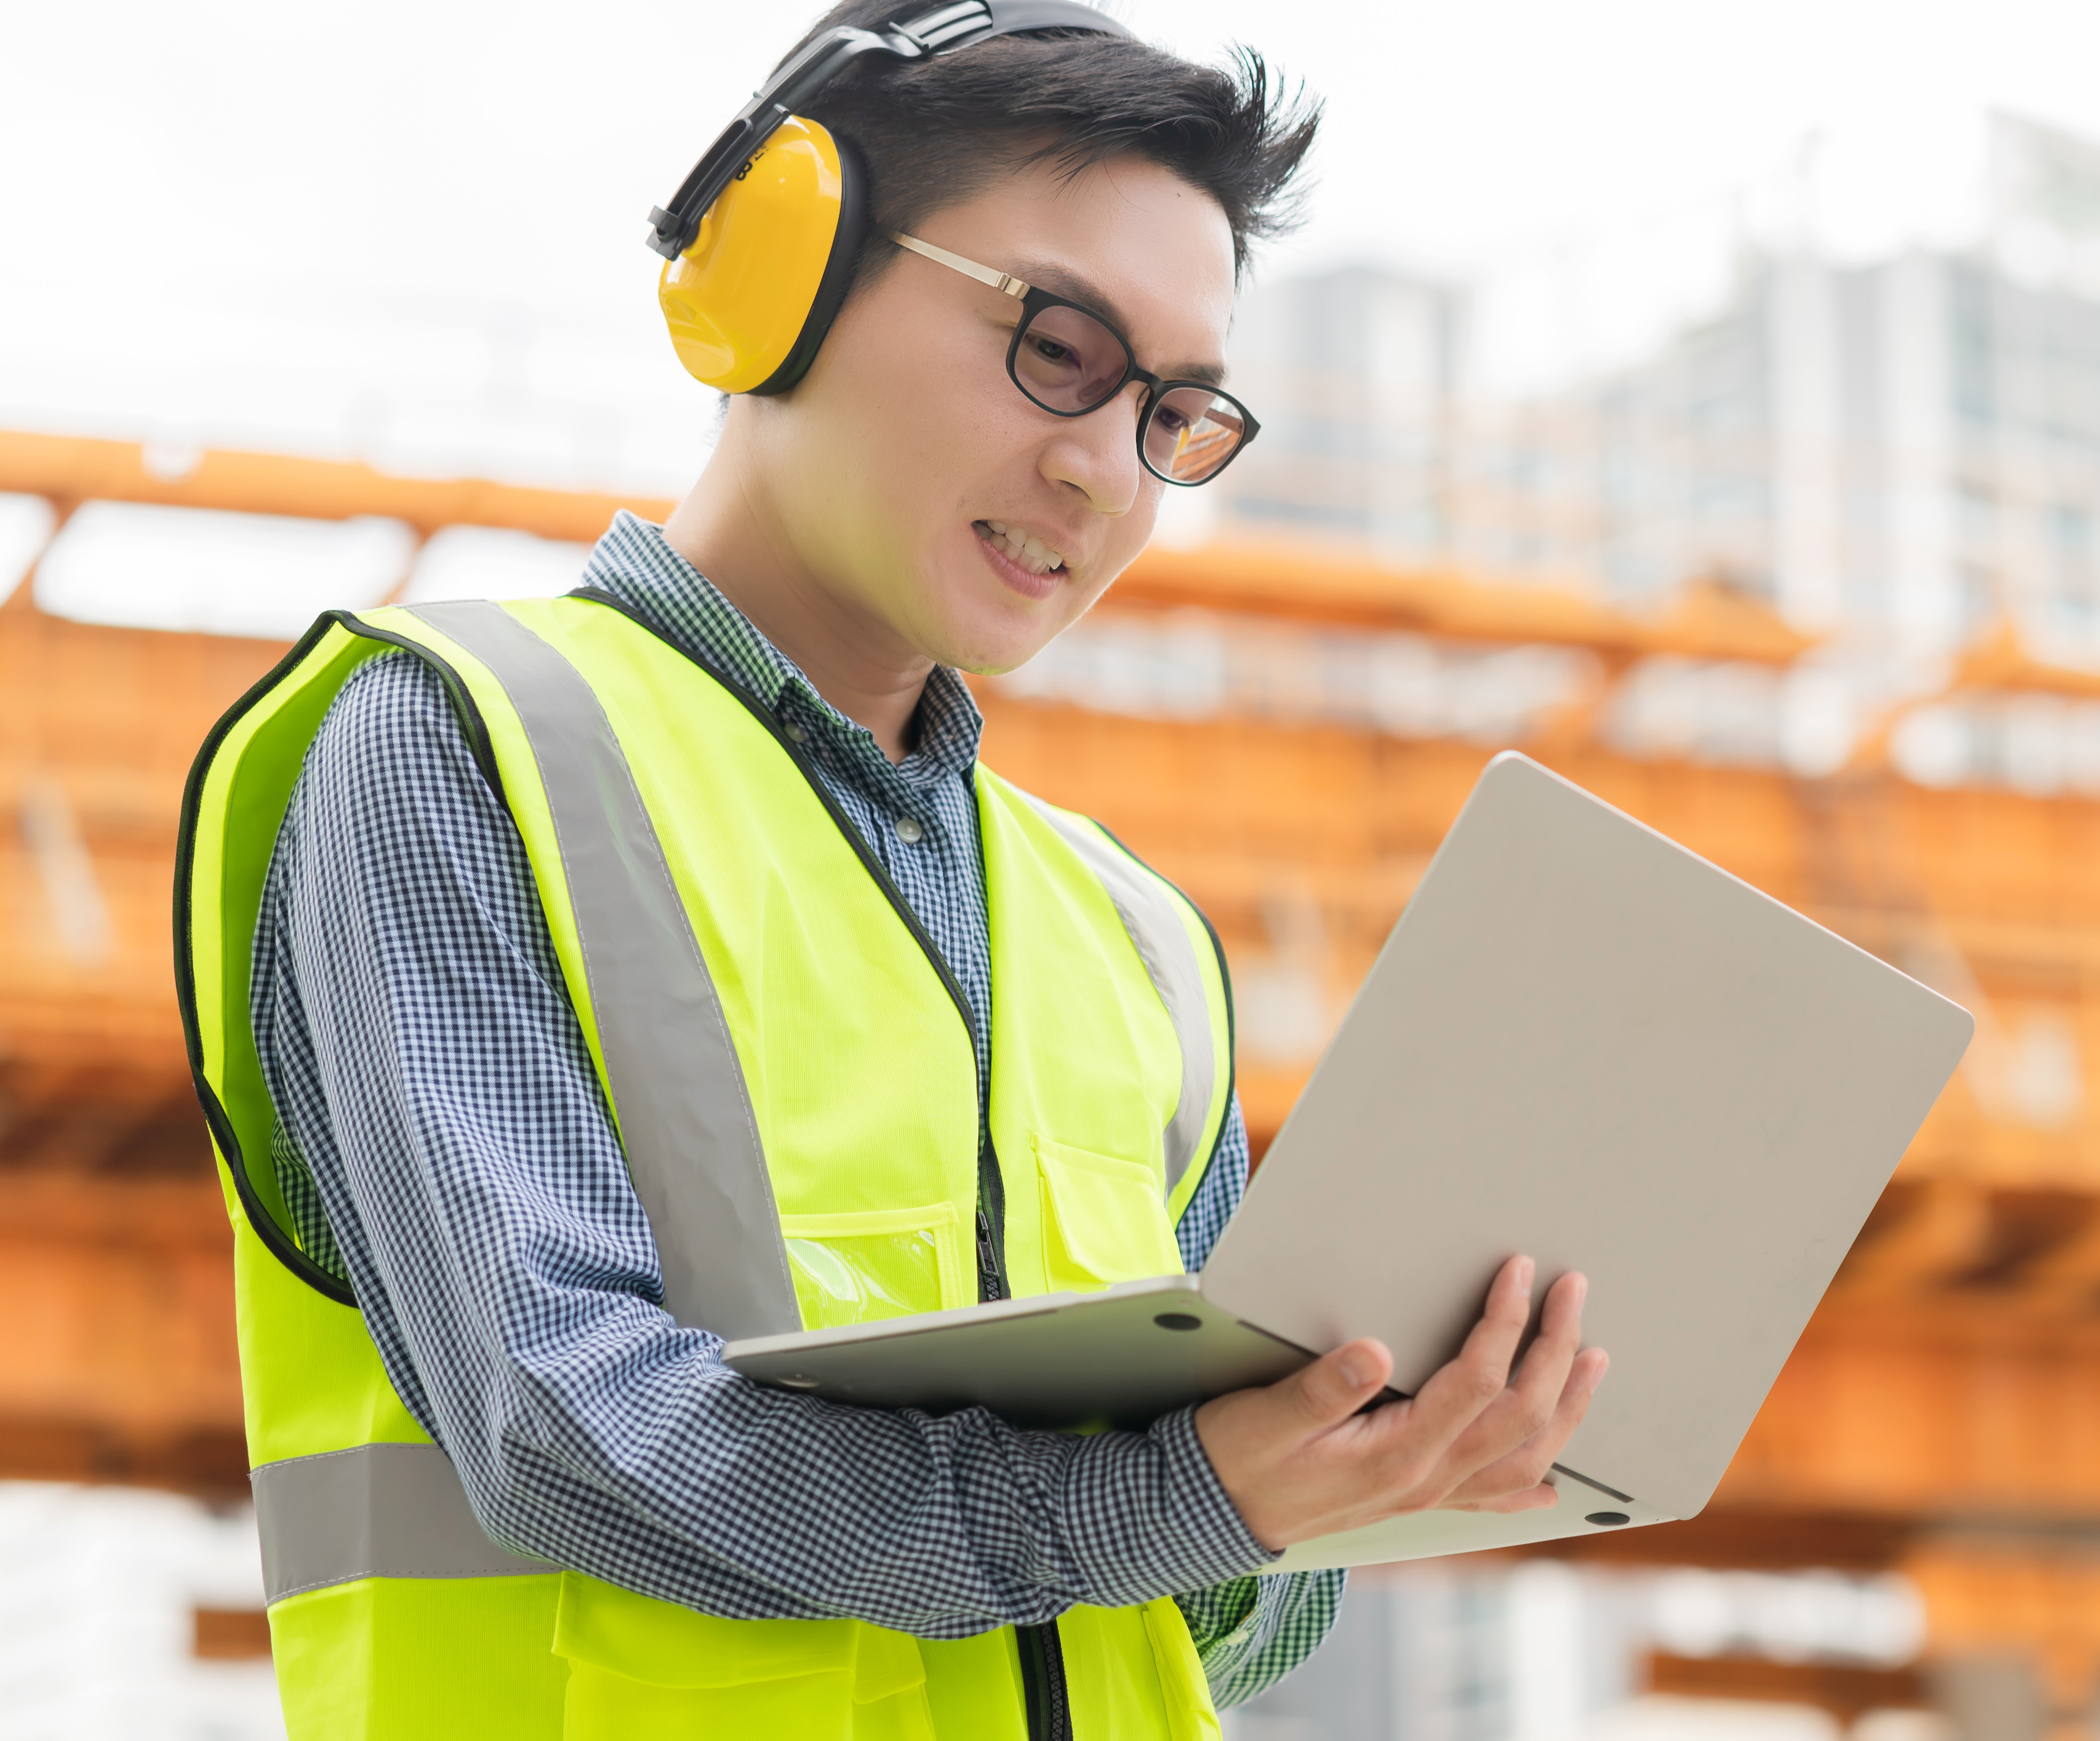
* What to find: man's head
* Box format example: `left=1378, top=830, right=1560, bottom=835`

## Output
left=687, top=3, right=1318, bottom=683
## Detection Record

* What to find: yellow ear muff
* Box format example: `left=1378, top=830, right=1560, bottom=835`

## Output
left=657, top=114, right=866, bottom=396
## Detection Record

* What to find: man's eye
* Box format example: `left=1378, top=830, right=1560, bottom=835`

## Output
left=1030, top=337, right=1076, bottom=367
left=1153, top=407, right=1189, bottom=435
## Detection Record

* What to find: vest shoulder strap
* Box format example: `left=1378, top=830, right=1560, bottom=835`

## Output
left=376, top=598, right=805, bottom=1342
left=977, top=771, right=1236, bottom=1213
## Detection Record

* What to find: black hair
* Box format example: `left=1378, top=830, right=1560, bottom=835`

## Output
left=780, top=2, right=1322, bottom=286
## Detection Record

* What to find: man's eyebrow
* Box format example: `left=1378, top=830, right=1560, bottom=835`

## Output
left=1015, top=258, right=1229, bottom=387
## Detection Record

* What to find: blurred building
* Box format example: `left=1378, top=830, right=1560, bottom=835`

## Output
left=1512, top=251, right=2100, bottom=659
left=1221, top=145, right=2100, bottom=675
left=1215, top=266, right=1468, bottom=557
left=0, top=1484, right=278, bottom=1740
left=1226, top=1562, right=1937, bottom=1741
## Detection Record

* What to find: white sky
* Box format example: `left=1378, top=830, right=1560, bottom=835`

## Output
left=4, top=0, right=2098, bottom=491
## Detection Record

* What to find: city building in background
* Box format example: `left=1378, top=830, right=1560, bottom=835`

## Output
left=0, top=1485, right=278, bottom=1741
left=1228, top=1562, right=1936, bottom=1741
left=1502, top=247, right=2100, bottom=660
left=1214, top=265, right=1468, bottom=558
left=1217, top=115, right=2100, bottom=689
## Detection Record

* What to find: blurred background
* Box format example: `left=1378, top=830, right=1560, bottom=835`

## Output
left=6, top=0, right=2100, bottom=1736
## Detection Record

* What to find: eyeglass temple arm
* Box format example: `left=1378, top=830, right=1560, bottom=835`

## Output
left=885, top=230, right=1032, bottom=300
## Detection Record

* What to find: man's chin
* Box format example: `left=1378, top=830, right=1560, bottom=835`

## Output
left=925, top=621, right=1062, bottom=681
left=913, top=581, right=1069, bottom=678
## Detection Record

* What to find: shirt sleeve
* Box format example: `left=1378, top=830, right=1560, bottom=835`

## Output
left=250, top=651, right=1273, bottom=1636
left=1168, top=1099, right=1349, bottom=1703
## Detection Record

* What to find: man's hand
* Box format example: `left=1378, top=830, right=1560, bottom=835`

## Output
left=1194, top=1256, right=1608, bottom=1551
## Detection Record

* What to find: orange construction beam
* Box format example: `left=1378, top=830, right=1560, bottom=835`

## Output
left=0, top=429, right=1820, bottom=665
left=0, top=428, right=675, bottom=544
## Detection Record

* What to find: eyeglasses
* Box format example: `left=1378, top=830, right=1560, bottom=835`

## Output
left=885, top=229, right=1259, bottom=488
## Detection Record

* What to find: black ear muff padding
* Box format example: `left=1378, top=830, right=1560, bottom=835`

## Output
left=749, top=136, right=870, bottom=397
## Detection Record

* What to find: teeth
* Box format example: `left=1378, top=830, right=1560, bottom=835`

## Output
left=979, top=520, right=1065, bottom=575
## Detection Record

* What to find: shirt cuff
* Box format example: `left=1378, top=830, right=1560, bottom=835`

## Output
left=1061, top=1405, right=1279, bottom=1606
left=1177, top=1575, right=1263, bottom=1653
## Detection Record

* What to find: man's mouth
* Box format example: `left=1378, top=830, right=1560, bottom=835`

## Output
left=974, top=519, right=1066, bottom=576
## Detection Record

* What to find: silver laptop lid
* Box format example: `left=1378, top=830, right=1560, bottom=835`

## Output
left=1200, top=752, right=1972, bottom=1519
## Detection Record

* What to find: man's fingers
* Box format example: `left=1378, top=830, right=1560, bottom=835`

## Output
left=1526, top=1343, right=1607, bottom=1459
left=1498, top=1271, right=1588, bottom=1417
left=1548, top=1346, right=1609, bottom=1448
left=1533, top=1268, right=1588, bottom=1349
left=1277, top=1338, right=1393, bottom=1433
left=1400, top=1255, right=1536, bottom=1444
left=1442, top=1345, right=1610, bottom=1507
left=1428, top=1277, right=1603, bottom=1511
left=1435, top=1268, right=1589, bottom=1471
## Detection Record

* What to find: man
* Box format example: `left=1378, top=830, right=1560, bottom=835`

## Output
left=180, top=4, right=1605, bottom=1736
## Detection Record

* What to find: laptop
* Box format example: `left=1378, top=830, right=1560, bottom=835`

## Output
left=727, top=752, right=1973, bottom=1570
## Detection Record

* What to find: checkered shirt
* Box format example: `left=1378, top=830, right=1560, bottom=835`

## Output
left=251, top=511, right=1342, bottom=1704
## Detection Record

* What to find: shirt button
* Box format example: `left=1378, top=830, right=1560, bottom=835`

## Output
left=784, top=722, right=808, bottom=745
left=895, top=816, right=924, bottom=844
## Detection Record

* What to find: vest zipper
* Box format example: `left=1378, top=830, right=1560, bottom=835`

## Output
left=1019, top=1618, right=1074, bottom=1741
left=567, top=592, right=1066, bottom=1736
left=975, top=1206, right=1007, bottom=1303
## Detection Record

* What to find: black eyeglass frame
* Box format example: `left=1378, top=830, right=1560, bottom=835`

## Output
left=885, top=229, right=1260, bottom=487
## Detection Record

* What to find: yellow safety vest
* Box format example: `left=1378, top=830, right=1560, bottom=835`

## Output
left=176, top=591, right=1238, bottom=1739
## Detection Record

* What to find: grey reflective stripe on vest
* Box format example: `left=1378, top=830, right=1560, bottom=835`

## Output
left=1018, top=797, right=1218, bottom=1193
left=407, top=601, right=801, bottom=1341
left=251, top=1443, right=554, bottom=1604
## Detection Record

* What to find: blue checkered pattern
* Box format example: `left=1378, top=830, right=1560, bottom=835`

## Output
left=251, top=511, right=1341, bottom=1702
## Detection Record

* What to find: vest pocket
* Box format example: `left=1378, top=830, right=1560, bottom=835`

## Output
left=554, top=1570, right=934, bottom=1739
left=780, top=1203, right=966, bottom=1328
left=1054, top=1599, right=1223, bottom=1741
left=1034, top=1136, right=1184, bottom=1292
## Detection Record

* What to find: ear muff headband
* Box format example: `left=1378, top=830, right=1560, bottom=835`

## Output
left=648, top=0, right=1131, bottom=396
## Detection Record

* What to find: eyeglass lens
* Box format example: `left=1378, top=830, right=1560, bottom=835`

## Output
left=1011, top=303, right=1131, bottom=413
left=1143, top=386, right=1246, bottom=486
left=1010, top=303, right=1247, bottom=486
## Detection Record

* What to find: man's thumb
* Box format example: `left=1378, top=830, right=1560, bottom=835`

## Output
left=1286, top=1340, right=1391, bottom=1429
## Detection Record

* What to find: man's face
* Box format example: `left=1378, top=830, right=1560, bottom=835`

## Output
left=736, top=151, right=1238, bottom=676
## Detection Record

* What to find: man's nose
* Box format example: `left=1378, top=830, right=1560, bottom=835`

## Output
left=1041, top=381, right=1148, bottom=515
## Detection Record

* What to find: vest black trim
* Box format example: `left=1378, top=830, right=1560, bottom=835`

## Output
left=176, top=611, right=518, bottom=1304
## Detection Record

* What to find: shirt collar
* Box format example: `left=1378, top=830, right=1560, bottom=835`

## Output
left=579, top=511, right=984, bottom=791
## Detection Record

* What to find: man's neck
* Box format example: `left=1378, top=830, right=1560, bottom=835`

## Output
left=661, top=447, right=934, bottom=764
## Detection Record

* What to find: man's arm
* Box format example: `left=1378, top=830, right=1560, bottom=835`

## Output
left=252, top=651, right=1275, bottom=1636
left=1170, top=1101, right=1346, bottom=1704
